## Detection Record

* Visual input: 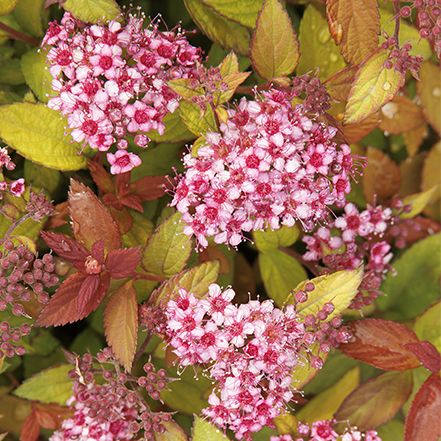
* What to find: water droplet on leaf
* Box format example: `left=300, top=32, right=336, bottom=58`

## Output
left=318, top=28, right=330, bottom=44
left=329, top=53, right=338, bottom=62
left=433, top=87, right=441, bottom=98
left=383, top=82, right=392, bottom=91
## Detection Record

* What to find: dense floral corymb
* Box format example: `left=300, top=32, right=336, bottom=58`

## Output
left=171, top=89, right=359, bottom=249
left=42, top=11, right=201, bottom=173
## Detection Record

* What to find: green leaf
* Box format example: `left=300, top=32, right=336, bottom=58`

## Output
left=0, top=59, right=25, bottom=85
left=250, top=0, right=299, bottom=80
left=0, top=103, right=87, bottom=171
left=62, top=0, right=121, bottom=24
left=343, top=49, right=405, bottom=125
left=178, top=100, right=218, bottom=137
left=218, top=51, right=239, bottom=76
left=413, top=302, right=441, bottom=354
left=0, top=90, right=21, bottom=105
left=152, top=260, right=220, bottom=306
left=253, top=224, right=300, bottom=253
left=291, top=342, right=328, bottom=389
left=192, top=415, right=230, bottom=441
left=0, top=0, right=18, bottom=16
left=376, top=419, right=405, bottom=441
left=400, top=185, right=440, bottom=219
left=377, top=233, right=441, bottom=320
left=121, top=211, right=154, bottom=249
left=24, top=160, right=61, bottom=196
left=13, top=364, right=73, bottom=405
left=104, top=280, right=138, bottom=371
left=147, top=110, right=195, bottom=143
left=156, top=419, right=189, bottom=441
left=293, top=267, right=364, bottom=321
left=142, top=211, right=192, bottom=278
left=184, top=0, right=250, bottom=56
left=202, top=0, right=263, bottom=28
left=216, top=72, right=251, bottom=104
left=168, top=78, right=205, bottom=101
left=297, top=5, right=346, bottom=81
left=21, top=49, right=57, bottom=104
left=259, top=249, right=307, bottom=307
left=12, top=0, right=45, bottom=38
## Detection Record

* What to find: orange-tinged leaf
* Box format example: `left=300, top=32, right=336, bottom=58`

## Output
left=339, top=318, right=422, bottom=371
left=77, top=274, right=100, bottom=315
left=20, top=413, right=40, bottom=441
left=335, top=370, right=413, bottom=431
left=341, top=112, right=381, bottom=144
left=68, top=179, right=121, bottom=252
left=106, top=247, right=141, bottom=279
left=129, top=175, right=168, bottom=201
left=326, top=0, right=380, bottom=65
left=379, top=95, right=425, bottom=135
left=325, top=65, right=359, bottom=102
left=104, top=280, right=138, bottom=371
left=403, top=124, right=428, bottom=157
left=362, top=146, right=401, bottom=204
left=404, top=341, right=441, bottom=373
left=34, top=409, right=56, bottom=430
left=343, top=49, right=405, bottom=126
left=88, top=161, right=115, bottom=195
left=421, top=142, right=441, bottom=222
left=109, top=206, right=133, bottom=235
left=416, top=62, right=441, bottom=136
left=33, top=402, right=73, bottom=427
left=404, top=372, right=441, bottom=441
left=250, top=0, right=299, bottom=80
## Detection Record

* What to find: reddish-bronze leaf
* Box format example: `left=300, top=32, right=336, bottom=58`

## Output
left=325, top=65, right=359, bottom=102
left=68, top=179, right=121, bottom=252
left=105, top=247, right=141, bottom=279
left=34, top=409, right=56, bottom=430
left=326, top=0, right=380, bottom=65
left=104, top=280, right=138, bottom=371
left=20, top=413, right=40, bottom=441
left=88, top=161, right=115, bottom=195
left=40, top=231, right=89, bottom=263
left=339, top=318, right=422, bottom=370
left=129, top=176, right=168, bottom=201
left=109, top=206, right=133, bottom=235
left=404, top=341, right=441, bottom=373
left=335, top=370, right=413, bottom=430
left=341, top=112, right=382, bottom=144
left=34, top=402, right=73, bottom=427
left=91, top=239, right=104, bottom=264
left=119, top=194, right=143, bottom=211
left=77, top=274, right=100, bottom=315
left=82, top=272, right=111, bottom=318
left=102, top=193, right=124, bottom=211
left=362, top=147, right=401, bottom=204
left=115, top=171, right=131, bottom=195
left=35, top=272, right=87, bottom=327
left=404, top=373, right=441, bottom=441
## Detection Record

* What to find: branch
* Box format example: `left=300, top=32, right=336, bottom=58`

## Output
left=0, top=22, right=40, bottom=46
left=280, top=247, right=320, bottom=277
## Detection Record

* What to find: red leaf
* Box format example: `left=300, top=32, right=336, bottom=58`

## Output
left=88, top=161, right=115, bottom=195
left=109, top=206, right=133, bottom=235
left=116, top=172, right=131, bottom=196
left=82, top=272, right=111, bottom=318
left=91, top=239, right=105, bottom=265
left=119, top=194, right=144, bottom=211
left=129, top=176, right=168, bottom=201
left=20, top=413, right=40, bottom=441
left=404, top=341, right=441, bottom=373
left=34, top=409, right=57, bottom=430
left=77, top=274, right=100, bottom=315
left=35, top=272, right=87, bottom=327
left=339, top=318, right=421, bottom=370
left=404, top=373, right=441, bottom=441
left=325, top=65, right=359, bottom=102
left=40, top=231, right=89, bottom=263
left=105, top=247, right=141, bottom=279
left=103, top=193, right=124, bottom=211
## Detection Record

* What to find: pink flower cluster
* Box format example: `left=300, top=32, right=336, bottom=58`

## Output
left=171, top=89, right=357, bottom=248
left=0, top=148, right=25, bottom=198
left=165, top=284, right=314, bottom=440
left=42, top=11, right=201, bottom=173
left=270, top=419, right=381, bottom=441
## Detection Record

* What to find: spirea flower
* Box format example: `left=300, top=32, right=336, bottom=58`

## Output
left=42, top=12, right=201, bottom=174
left=171, top=89, right=358, bottom=249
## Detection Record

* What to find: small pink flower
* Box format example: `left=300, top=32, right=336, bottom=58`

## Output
left=107, top=150, right=141, bottom=174
left=124, top=101, right=157, bottom=133
left=9, top=178, right=25, bottom=197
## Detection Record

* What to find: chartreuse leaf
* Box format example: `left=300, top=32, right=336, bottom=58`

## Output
left=0, top=103, right=87, bottom=171
left=216, top=72, right=251, bottom=104
left=326, top=0, right=379, bottom=65
left=273, top=412, right=299, bottom=438
left=400, top=185, right=439, bottom=219
left=202, top=0, right=263, bottom=28
left=184, top=0, right=250, bottom=56
left=21, top=49, right=57, bottom=104
left=12, top=0, right=45, bottom=38
left=297, top=5, right=346, bottom=81
left=291, top=342, right=328, bottom=389
left=62, top=0, right=121, bottom=24
left=218, top=51, right=239, bottom=76
left=156, top=419, right=189, bottom=441
left=13, top=364, right=73, bottom=405
left=413, top=302, right=441, bottom=353
left=377, top=420, right=404, bottom=441
left=343, top=50, right=405, bottom=126
left=0, top=0, right=18, bottom=16
left=104, top=280, right=138, bottom=371
left=292, top=267, right=363, bottom=321
left=168, top=79, right=204, bottom=101
left=417, top=62, right=441, bottom=136
left=421, top=141, right=441, bottom=221
left=24, top=160, right=61, bottom=196
left=0, top=59, right=25, bottom=85
left=250, top=0, right=299, bottom=80
left=259, top=249, right=307, bottom=307
left=142, top=212, right=192, bottom=278
left=192, top=415, right=229, bottom=441
left=147, top=110, right=195, bottom=144
left=121, top=211, right=154, bottom=249
left=178, top=100, right=218, bottom=137
left=296, top=366, right=360, bottom=424
left=253, top=224, right=300, bottom=253
left=377, top=233, right=441, bottom=320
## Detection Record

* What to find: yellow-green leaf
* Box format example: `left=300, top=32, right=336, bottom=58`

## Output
left=292, top=267, right=364, bottom=321
left=250, top=0, right=299, bottom=80
left=0, top=0, right=18, bottom=16
left=343, top=49, right=405, bottom=125
left=104, top=280, right=138, bottom=371
left=218, top=51, right=239, bottom=76
left=297, top=5, right=346, bottom=81
left=192, top=415, right=230, bottom=441
left=417, top=62, right=441, bottom=136
left=0, top=59, right=25, bottom=86
left=24, top=159, right=61, bottom=196
left=413, top=302, right=441, bottom=353
left=291, top=342, right=328, bottom=389
left=178, top=100, right=218, bottom=136
left=62, top=0, right=121, bottom=24
left=253, top=224, right=300, bottom=253
left=121, top=211, right=154, bottom=249
left=168, top=78, right=204, bottom=101
left=273, top=412, right=299, bottom=437
left=421, top=141, right=441, bottom=221
left=142, top=212, right=192, bottom=278
left=184, top=0, right=250, bottom=56
left=202, top=0, right=264, bottom=28
left=156, top=419, right=189, bottom=441
left=400, top=185, right=439, bottom=219
left=13, top=364, right=73, bottom=405
left=259, top=249, right=307, bottom=307
left=216, top=72, right=251, bottom=104
left=147, top=110, right=195, bottom=144
left=0, top=103, right=87, bottom=171
left=13, top=0, right=45, bottom=38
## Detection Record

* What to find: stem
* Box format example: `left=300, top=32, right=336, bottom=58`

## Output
left=0, top=212, right=32, bottom=247
left=210, top=101, right=221, bottom=132
left=133, top=272, right=166, bottom=283
left=393, top=0, right=401, bottom=48
left=281, top=247, right=320, bottom=277
left=0, top=22, right=40, bottom=46
left=133, top=331, right=152, bottom=366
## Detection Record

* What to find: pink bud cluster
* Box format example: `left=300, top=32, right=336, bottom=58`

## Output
left=42, top=11, right=201, bottom=174
left=270, top=419, right=381, bottom=441
left=0, top=148, right=25, bottom=199
left=171, top=89, right=358, bottom=249
left=164, top=283, right=348, bottom=440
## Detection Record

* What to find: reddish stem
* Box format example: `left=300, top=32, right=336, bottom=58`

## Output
left=0, top=21, right=40, bottom=46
